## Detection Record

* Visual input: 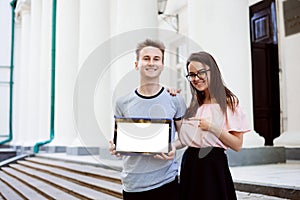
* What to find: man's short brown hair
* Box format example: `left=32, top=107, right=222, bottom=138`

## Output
left=135, top=39, right=165, bottom=63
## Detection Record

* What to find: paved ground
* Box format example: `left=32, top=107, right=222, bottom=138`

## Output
left=230, top=160, right=300, bottom=188
left=231, top=160, right=300, bottom=199
left=236, top=191, right=288, bottom=199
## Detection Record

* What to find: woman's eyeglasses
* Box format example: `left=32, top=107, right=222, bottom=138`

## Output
left=186, top=69, right=210, bottom=81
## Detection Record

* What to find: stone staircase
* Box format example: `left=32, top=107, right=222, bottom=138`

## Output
left=0, top=156, right=123, bottom=200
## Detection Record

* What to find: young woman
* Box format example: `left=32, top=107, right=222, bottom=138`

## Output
left=175, top=51, right=250, bottom=200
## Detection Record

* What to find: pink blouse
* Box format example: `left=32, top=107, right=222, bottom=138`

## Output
left=179, top=104, right=251, bottom=149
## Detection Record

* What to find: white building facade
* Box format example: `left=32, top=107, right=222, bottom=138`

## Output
left=0, top=0, right=299, bottom=159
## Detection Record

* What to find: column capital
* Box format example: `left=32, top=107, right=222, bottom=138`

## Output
left=15, top=0, right=31, bottom=23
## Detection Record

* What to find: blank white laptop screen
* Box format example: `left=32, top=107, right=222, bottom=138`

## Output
left=114, top=118, right=172, bottom=155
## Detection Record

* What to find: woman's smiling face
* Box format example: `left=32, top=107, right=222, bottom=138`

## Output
left=187, top=61, right=210, bottom=92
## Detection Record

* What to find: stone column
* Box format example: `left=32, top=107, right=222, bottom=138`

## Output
left=48, top=0, right=79, bottom=152
left=74, top=0, right=159, bottom=157
left=187, top=0, right=264, bottom=147
left=72, top=0, right=111, bottom=154
left=273, top=0, right=300, bottom=155
left=0, top=0, right=12, bottom=138
left=12, top=0, right=31, bottom=148
left=10, top=8, right=21, bottom=146
left=110, top=0, right=159, bottom=97
left=37, top=0, right=52, bottom=144
left=109, top=0, right=159, bottom=134
left=25, top=0, right=42, bottom=147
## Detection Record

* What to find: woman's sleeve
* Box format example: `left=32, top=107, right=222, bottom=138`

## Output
left=226, top=105, right=251, bottom=134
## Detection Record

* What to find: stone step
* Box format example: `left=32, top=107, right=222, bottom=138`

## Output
left=17, top=160, right=122, bottom=198
left=0, top=179, right=23, bottom=200
left=25, top=156, right=121, bottom=183
left=0, top=154, right=123, bottom=199
left=0, top=171, right=47, bottom=199
left=1, top=166, right=80, bottom=200
left=0, top=193, right=4, bottom=200
left=9, top=164, right=121, bottom=200
left=0, top=154, right=31, bottom=167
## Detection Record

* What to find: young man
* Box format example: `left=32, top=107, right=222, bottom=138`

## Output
left=109, top=39, right=186, bottom=200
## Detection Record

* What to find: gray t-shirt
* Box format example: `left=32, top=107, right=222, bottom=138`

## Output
left=114, top=87, right=187, bottom=192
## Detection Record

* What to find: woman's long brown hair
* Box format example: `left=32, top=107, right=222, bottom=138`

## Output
left=184, top=51, right=239, bottom=118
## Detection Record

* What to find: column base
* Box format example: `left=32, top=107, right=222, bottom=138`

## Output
left=242, top=130, right=265, bottom=147
left=274, top=131, right=300, bottom=147
left=45, top=146, right=66, bottom=153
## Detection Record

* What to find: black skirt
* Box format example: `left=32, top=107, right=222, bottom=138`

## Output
left=179, top=147, right=237, bottom=200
